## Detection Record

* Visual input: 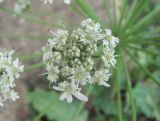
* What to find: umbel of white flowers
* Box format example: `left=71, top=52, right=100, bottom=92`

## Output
left=0, top=49, right=24, bottom=107
left=42, top=0, right=71, bottom=4
left=42, top=18, right=119, bottom=103
left=14, top=0, right=30, bottom=14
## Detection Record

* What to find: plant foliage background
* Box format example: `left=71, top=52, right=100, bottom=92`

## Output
left=0, top=0, right=160, bottom=121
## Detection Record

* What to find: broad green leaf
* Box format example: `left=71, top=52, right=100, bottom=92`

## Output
left=133, top=82, right=154, bottom=117
left=122, top=0, right=148, bottom=31
left=24, top=62, right=44, bottom=72
left=28, top=89, right=88, bottom=121
left=92, top=86, right=118, bottom=116
left=117, top=0, right=127, bottom=34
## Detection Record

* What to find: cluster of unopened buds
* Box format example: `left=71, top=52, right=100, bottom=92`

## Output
left=0, top=49, right=24, bottom=107
left=42, top=18, right=119, bottom=103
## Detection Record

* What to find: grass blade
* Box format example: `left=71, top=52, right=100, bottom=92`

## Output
left=76, top=0, right=106, bottom=28
left=115, top=55, right=123, bottom=121
left=122, top=55, right=137, bottom=121
left=24, top=62, right=44, bottom=72
left=120, top=0, right=138, bottom=34
left=117, top=0, right=127, bottom=34
left=122, top=0, right=148, bottom=32
left=123, top=48, right=160, bottom=86
left=126, top=45, right=159, bottom=56
left=124, top=6, right=160, bottom=36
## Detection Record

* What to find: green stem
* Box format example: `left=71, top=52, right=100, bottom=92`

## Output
left=115, top=57, right=123, bottom=121
left=122, top=54, right=137, bottom=121
left=24, top=62, right=44, bottom=72
left=19, top=52, right=42, bottom=61
left=71, top=86, right=93, bottom=121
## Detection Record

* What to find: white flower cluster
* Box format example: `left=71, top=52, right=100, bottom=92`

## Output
left=42, top=18, right=119, bottom=103
left=14, top=0, right=30, bottom=14
left=0, top=49, right=24, bottom=107
left=42, top=0, right=71, bottom=5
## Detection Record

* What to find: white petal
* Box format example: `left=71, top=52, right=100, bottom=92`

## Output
left=101, top=81, right=110, bottom=87
left=67, top=94, right=73, bottom=103
left=72, top=91, right=88, bottom=102
left=60, top=92, right=67, bottom=100
left=53, top=86, right=63, bottom=91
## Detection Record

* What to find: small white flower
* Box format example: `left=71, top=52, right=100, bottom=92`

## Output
left=93, top=70, right=111, bottom=87
left=102, top=49, right=117, bottom=67
left=70, top=66, right=90, bottom=85
left=46, top=64, right=59, bottom=83
left=0, top=49, right=23, bottom=107
left=53, top=81, right=88, bottom=103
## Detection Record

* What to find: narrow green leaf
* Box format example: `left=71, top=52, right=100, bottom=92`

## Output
left=113, top=0, right=118, bottom=29
left=0, top=33, right=48, bottom=40
left=19, top=51, right=42, bottom=61
left=126, top=0, right=148, bottom=27
left=117, top=0, right=127, bottom=34
left=24, top=62, right=44, bottom=72
left=76, top=0, right=106, bottom=28
left=126, top=45, right=159, bottom=56
left=123, top=48, right=160, bottom=86
left=0, top=7, right=60, bottom=28
left=115, top=56, right=123, bottom=121
left=70, top=2, right=86, bottom=18
left=124, top=6, right=160, bottom=36
left=122, top=55, right=137, bottom=121
left=120, top=0, right=138, bottom=34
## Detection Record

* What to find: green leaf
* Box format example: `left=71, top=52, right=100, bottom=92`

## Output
left=125, top=6, right=160, bottom=36
left=122, top=55, right=137, bottom=121
left=76, top=0, right=106, bottom=28
left=133, top=82, right=154, bottom=117
left=28, top=89, right=88, bottom=121
left=92, top=86, right=118, bottom=116
left=122, top=0, right=148, bottom=31
left=0, top=7, right=60, bottom=28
